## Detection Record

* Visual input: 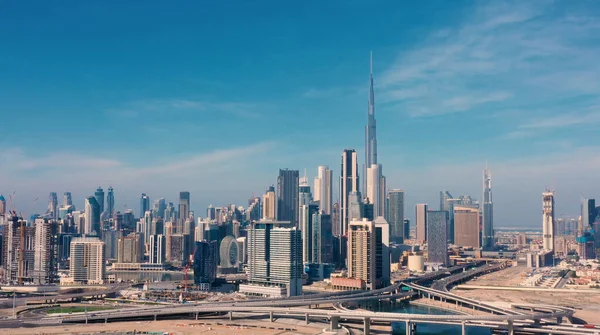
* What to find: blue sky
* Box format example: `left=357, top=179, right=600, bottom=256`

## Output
left=1, top=1, right=599, bottom=226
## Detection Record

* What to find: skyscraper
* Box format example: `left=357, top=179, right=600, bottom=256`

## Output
left=262, top=186, right=276, bottom=220
left=63, top=192, right=73, bottom=207
left=364, top=52, right=378, bottom=194
left=314, top=166, right=333, bottom=215
left=193, top=240, right=217, bottom=289
left=33, top=218, right=57, bottom=284
left=415, top=204, right=428, bottom=244
left=300, top=203, right=319, bottom=263
left=140, top=193, right=150, bottom=219
left=149, top=234, right=166, bottom=264
left=346, top=217, right=389, bottom=290
left=106, top=187, right=115, bottom=218
left=70, top=237, right=105, bottom=284
left=299, top=171, right=313, bottom=207
left=241, top=220, right=303, bottom=297
left=47, top=192, right=58, bottom=220
left=276, top=169, right=299, bottom=226
left=427, top=210, right=448, bottom=266
left=387, top=189, right=405, bottom=243
left=366, top=164, right=382, bottom=216
left=84, top=196, right=101, bottom=236
left=179, top=191, right=190, bottom=229
left=0, top=194, right=5, bottom=216
left=2, top=216, right=35, bottom=284
left=94, top=187, right=105, bottom=214
left=312, top=211, right=333, bottom=264
left=453, top=206, right=480, bottom=248
left=440, top=191, right=453, bottom=212
left=542, top=190, right=555, bottom=251
left=482, top=167, right=494, bottom=250
left=153, top=197, right=166, bottom=219
left=340, top=149, right=359, bottom=237
left=581, top=198, right=596, bottom=229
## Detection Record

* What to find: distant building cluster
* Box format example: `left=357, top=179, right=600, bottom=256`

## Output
left=2, top=53, right=597, bottom=295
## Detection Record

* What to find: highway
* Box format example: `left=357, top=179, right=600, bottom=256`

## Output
left=0, top=283, right=131, bottom=308
left=9, top=262, right=600, bottom=334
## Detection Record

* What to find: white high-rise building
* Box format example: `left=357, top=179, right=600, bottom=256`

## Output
left=70, top=237, right=105, bottom=284
left=314, top=166, right=333, bottom=215
left=241, top=220, right=302, bottom=298
left=84, top=196, right=100, bottom=236
left=366, top=164, right=381, bottom=216
left=542, top=190, right=555, bottom=251
left=33, top=218, right=56, bottom=284
left=149, top=234, right=166, bottom=264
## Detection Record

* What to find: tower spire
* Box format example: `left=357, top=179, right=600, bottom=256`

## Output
left=370, top=50, right=373, bottom=76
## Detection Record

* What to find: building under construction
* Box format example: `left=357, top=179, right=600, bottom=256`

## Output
left=2, top=215, right=36, bottom=285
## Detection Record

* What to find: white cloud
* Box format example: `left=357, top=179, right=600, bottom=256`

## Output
left=379, top=1, right=600, bottom=123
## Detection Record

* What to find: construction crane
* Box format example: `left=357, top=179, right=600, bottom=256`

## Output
left=179, top=264, right=191, bottom=303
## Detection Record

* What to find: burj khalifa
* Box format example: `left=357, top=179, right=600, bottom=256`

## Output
left=364, top=52, right=385, bottom=217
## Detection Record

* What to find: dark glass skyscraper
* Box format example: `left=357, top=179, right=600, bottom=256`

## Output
left=106, top=187, right=114, bottom=218
left=95, top=187, right=105, bottom=214
left=193, top=240, right=217, bottom=288
left=140, top=193, right=150, bottom=219
left=427, top=210, right=448, bottom=266
left=387, top=189, right=405, bottom=243
left=276, top=169, right=299, bottom=225
left=179, top=191, right=190, bottom=227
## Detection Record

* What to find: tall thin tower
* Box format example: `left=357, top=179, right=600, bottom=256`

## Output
left=542, top=190, right=555, bottom=251
left=481, top=166, right=494, bottom=249
left=365, top=51, right=377, bottom=170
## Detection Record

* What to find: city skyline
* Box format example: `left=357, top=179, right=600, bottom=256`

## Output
left=2, top=1, right=600, bottom=227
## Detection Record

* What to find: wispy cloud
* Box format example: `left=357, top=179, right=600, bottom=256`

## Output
left=301, top=86, right=359, bottom=99
left=107, top=99, right=262, bottom=119
left=379, top=1, right=600, bottom=122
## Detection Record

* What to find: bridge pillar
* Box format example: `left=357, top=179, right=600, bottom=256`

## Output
left=330, top=316, right=339, bottom=330
left=461, top=321, right=466, bottom=335
left=363, top=317, right=371, bottom=334
left=105, top=317, right=108, bottom=324
left=507, top=320, right=514, bottom=335
left=85, top=317, right=88, bottom=324
left=154, top=314, right=157, bottom=321
left=229, top=311, right=233, bottom=321
left=305, top=313, right=309, bottom=325
left=195, top=312, right=198, bottom=320
left=405, top=321, right=411, bottom=335
left=269, top=311, right=273, bottom=322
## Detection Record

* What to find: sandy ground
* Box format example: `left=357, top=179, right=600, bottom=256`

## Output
left=452, top=266, right=600, bottom=324
left=2, top=319, right=338, bottom=335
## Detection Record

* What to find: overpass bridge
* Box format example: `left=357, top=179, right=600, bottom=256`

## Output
left=19, top=261, right=599, bottom=334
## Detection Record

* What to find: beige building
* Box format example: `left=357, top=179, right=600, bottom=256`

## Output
left=453, top=206, right=480, bottom=248
left=348, top=219, right=375, bottom=288
left=262, top=186, right=276, bottom=220
left=347, top=218, right=390, bottom=290
left=415, top=204, right=428, bottom=244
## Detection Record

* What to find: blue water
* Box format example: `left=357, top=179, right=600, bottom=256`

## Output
left=360, top=301, right=492, bottom=335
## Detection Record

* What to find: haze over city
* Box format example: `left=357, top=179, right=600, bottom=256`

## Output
left=2, top=0, right=600, bottom=226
